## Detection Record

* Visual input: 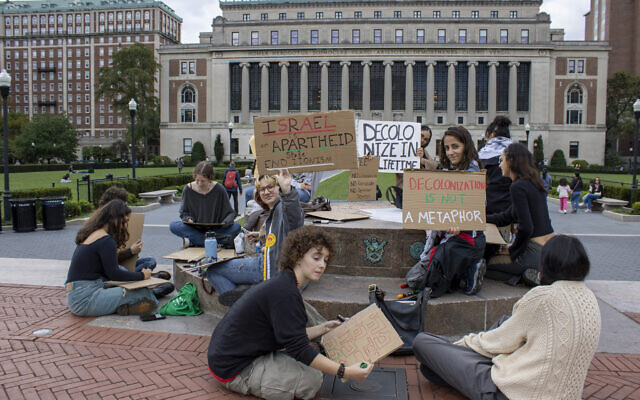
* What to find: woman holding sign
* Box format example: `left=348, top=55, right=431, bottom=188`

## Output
left=208, top=226, right=373, bottom=400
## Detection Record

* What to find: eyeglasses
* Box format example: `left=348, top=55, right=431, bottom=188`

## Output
left=258, top=183, right=276, bottom=193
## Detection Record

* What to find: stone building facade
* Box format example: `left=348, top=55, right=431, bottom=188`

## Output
left=160, top=0, right=608, bottom=165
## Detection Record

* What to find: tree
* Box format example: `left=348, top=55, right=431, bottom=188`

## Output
left=15, top=114, right=78, bottom=163
left=214, top=134, right=224, bottom=163
left=606, top=72, right=640, bottom=164
left=533, top=135, right=544, bottom=165
left=550, top=149, right=567, bottom=168
left=0, top=112, right=29, bottom=163
left=191, top=141, right=206, bottom=163
left=111, top=140, right=129, bottom=161
left=95, top=43, right=160, bottom=162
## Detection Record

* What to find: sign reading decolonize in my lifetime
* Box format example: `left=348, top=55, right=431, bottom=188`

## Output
left=356, top=120, right=420, bottom=173
left=402, top=170, right=487, bottom=231
left=253, top=110, right=358, bottom=173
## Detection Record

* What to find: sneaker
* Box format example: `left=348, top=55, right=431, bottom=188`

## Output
left=151, top=271, right=171, bottom=280
left=463, top=259, right=486, bottom=295
left=151, top=283, right=175, bottom=299
left=585, top=209, right=592, bottom=213
left=571, top=209, right=577, bottom=213
left=182, top=237, right=191, bottom=248
left=116, top=299, right=156, bottom=316
left=563, top=210, right=567, bottom=214
left=522, top=268, right=540, bottom=287
left=558, top=210, right=564, bottom=213
left=218, top=285, right=251, bottom=307
left=579, top=202, right=584, bottom=207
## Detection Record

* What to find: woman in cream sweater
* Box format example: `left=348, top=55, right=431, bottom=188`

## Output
left=413, top=235, right=601, bottom=400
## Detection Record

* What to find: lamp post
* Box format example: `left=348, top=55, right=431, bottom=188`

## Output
left=525, top=123, right=531, bottom=149
left=632, top=99, right=640, bottom=203
left=228, top=121, right=234, bottom=163
left=0, top=70, right=11, bottom=222
left=128, top=98, right=137, bottom=180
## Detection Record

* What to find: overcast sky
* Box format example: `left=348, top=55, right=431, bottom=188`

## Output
left=162, top=0, right=592, bottom=44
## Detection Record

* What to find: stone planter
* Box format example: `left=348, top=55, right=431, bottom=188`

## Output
left=602, top=210, right=640, bottom=222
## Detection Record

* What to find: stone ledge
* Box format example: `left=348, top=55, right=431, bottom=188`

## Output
left=602, top=210, right=640, bottom=222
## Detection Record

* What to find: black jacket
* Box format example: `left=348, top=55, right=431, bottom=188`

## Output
left=483, top=155, right=512, bottom=215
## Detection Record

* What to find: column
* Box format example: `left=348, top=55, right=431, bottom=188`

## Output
left=508, top=61, right=519, bottom=123
left=488, top=61, right=498, bottom=122
left=260, top=62, right=269, bottom=115
left=300, top=61, right=309, bottom=113
left=383, top=61, right=393, bottom=120
left=320, top=61, right=329, bottom=112
left=340, top=61, right=350, bottom=110
left=426, top=61, right=435, bottom=124
left=405, top=60, right=414, bottom=121
left=362, top=61, right=371, bottom=119
left=279, top=62, right=289, bottom=114
left=467, top=61, right=477, bottom=125
left=447, top=61, right=457, bottom=125
left=240, top=62, right=250, bottom=123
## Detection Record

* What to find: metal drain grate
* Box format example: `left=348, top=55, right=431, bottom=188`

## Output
left=319, top=367, right=408, bottom=400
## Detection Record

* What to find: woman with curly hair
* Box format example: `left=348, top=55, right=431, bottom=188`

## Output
left=208, top=226, right=373, bottom=400
left=65, top=199, right=157, bottom=317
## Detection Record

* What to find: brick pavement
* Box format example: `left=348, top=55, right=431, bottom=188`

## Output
left=0, top=284, right=638, bottom=400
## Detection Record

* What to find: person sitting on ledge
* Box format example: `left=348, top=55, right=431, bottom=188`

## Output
left=169, top=161, right=241, bottom=248
left=207, top=226, right=373, bottom=400
left=412, top=235, right=601, bottom=400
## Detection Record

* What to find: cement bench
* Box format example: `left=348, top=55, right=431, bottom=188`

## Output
left=593, top=197, right=627, bottom=211
left=139, top=189, right=177, bottom=204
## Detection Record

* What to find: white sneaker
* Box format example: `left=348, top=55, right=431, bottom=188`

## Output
left=558, top=210, right=564, bottom=213
left=579, top=202, right=585, bottom=207
left=563, top=210, right=567, bottom=214
left=584, top=209, right=592, bottom=213
left=182, top=237, right=191, bottom=248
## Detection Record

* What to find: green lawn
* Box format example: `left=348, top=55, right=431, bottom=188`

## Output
left=315, top=171, right=397, bottom=201
left=549, top=172, right=634, bottom=186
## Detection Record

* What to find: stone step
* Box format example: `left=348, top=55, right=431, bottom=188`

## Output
left=174, top=265, right=527, bottom=335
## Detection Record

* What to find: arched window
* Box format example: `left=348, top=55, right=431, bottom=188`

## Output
left=181, top=86, right=195, bottom=104
left=180, top=85, right=196, bottom=123
left=566, top=84, right=584, bottom=124
left=567, top=85, right=583, bottom=104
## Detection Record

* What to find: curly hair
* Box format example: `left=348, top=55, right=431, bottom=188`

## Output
left=278, top=226, right=335, bottom=273
left=193, top=161, right=214, bottom=181
left=439, top=126, right=480, bottom=171
left=98, top=186, right=129, bottom=207
left=254, top=174, right=278, bottom=210
left=503, top=143, right=545, bottom=192
left=75, top=199, right=131, bottom=247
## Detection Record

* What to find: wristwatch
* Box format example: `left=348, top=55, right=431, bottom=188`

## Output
left=337, top=363, right=345, bottom=379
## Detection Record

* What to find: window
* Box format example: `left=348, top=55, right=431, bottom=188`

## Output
left=251, top=31, right=259, bottom=45
left=297, top=12, right=304, bottom=19
left=433, top=11, right=441, bottom=18
left=370, top=62, right=384, bottom=110
left=189, top=62, right=195, bottom=74
left=331, top=29, right=339, bottom=44
left=569, top=141, right=579, bottom=157
left=438, top=29, right=446, bottom=44
left=310, top=30, right=319, bottom=44
left=434, top=62, right=448, bottom=111
left=269, top=64, right=281, bottom=110
left=395, top=29, right=403, bottom=44
left=517, top=63, right=531, bottom=112
left=577, top=60, right=585, bottom=73
left=568, top=60, right=575, bottom=73
left=414, top=11, right=421, bottom=18
left=479, top=29, right=488, bottom=44
left=335, top=11, right=342, bottom=19
left=521, top=29, right=529, bottom=44
left=279, top=12, right=286, bottom=20
left=452, top=10, right=460, bottom=18
left=316, top=12, right=323, bottom=19
left=354, top=11, right=362, bottom=18
left=491, top=11, right=498, bottom=18
left=261, top=13, right=268, bottom=20
left=242, top=13, right=250, bottom=21
left=352, top=29, right=360, bottom=44
left=290, top=30, right=298, bottom=44
left=500, top=29, right=508, bottom=44
left=183, top=138, right=193, bottom=154
left=181, top=61, right=188, bottom=74
left=471, top=10, right=479, bottom=18
left=416, top=29, right=425, bottom=44
left=373, top=29, right=382, bottom=44
left=374, top=11, right=382, bottom=18
left=232, top=32, right=239, bottom=46
left=459, top=29, right=467, bottom=44
left=271, top=31, right=279, bottom=45
left=510, top=11, right=518, bottom=18
left=394, top=11, right=401, bottom=18
left=567, top=85, right=583, bottom=104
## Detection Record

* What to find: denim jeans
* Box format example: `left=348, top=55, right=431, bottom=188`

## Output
left=582, top=193, right=601, bottom=210
left=66, top=279, right=157, bottom=317
left=169, top=221, right=241, bottom=247
left=570, top=191, right=582, bottom=210
left=118, top=256, right=157, bottom=273
left=297, top=188, right=311, bottom=203
left=206, top=254, right=264, bottom=293
left=244, top=186, right=256, bottom=205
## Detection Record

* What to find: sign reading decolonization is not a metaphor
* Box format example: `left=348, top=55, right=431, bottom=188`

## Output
left=253, top=111, right=358, bottom=173
left=402, top=170, right=487, bottom=231
left=356, top=120, right=421, bottom=173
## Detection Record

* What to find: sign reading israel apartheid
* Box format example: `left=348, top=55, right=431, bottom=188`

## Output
left=348, top=156, right=380, bottom=201
left=356, top=120, right=420, bottom=173
left=402, top=170, right=487, bottom=231
left=253, top=110, right=357, bottom=173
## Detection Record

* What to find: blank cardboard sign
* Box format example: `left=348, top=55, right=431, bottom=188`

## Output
left=121, top=213, right=145, bottom=272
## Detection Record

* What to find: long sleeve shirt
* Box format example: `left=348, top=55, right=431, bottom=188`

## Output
left=179, top=183, right=236, bottom=227
left=66, top=235, right=143, bottom=283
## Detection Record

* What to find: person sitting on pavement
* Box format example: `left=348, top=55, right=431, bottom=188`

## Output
left=582, top=177, right=604, bottom=213
left=206, top=168, right=304, bottom=306
left=413, top=235, right=601, bottom=400
left=222, top=161, right=243, bottom=217
left=169, top=161, right=241, bottom=248
left=65, top=199, right=158, bottom=317
left=486, top=143, right=555, bottom=286
left=207, top=226, right=373, bottom=400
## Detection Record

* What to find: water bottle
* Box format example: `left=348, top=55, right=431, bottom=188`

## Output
left=205, top=231, right=218, bottom=261
left=255, top=240, right=261, bottom=254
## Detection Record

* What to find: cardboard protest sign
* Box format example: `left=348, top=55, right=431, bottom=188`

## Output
left=253, top=111, right=357, bottom=173
left=164, top=247, right=206, bottom=262
left=356, top=120, right=420, bottom=173
left=402, top=170, right=487, bottom=231
left=321, top=304, right=404, bottom=366
left=485, top=223, right=507, bottom=245
left=348, top=156, right=380, bottom=201
left=121, top=213, right=144, bottom=271
left=105, top=277, right=170, bottom=290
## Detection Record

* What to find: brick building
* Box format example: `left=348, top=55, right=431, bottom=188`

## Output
left=0, top=0, right=181, bottom=154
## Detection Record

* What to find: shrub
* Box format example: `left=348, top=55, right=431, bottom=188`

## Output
left=92, top=174, right=193, bottom=205
left=571, top=159, right=589, bottom=170
left=10, top=187, right=72, bottom=200
left=632, top=202, right=640, bottom=215
left=191, top=141, right=207, bottom=163
left=64, top=200, right=94, bottom=219
left=550, top=150, right=567, bottom=168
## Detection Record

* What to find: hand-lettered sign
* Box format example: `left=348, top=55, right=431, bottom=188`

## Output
left=356, top=120, right=420, bottom=173
left=321, top=304, right=403, bottom=366
left=348, top=156, right=380, bottom=201
left=253, top=111, right=357, bottom=173
left=402, top=170, right=487, bottom=231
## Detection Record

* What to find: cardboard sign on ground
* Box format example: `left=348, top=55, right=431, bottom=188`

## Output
left=321, top=304, right=404, bottom=366
left=402, top=170, right=487, bottom=231
left=306, top=211, right=370, bottom=222
left=164, top=247, right=206, bottom=262
left=348, top=156, right=380, bottom=202
left=105, top=277, right=170, bottom=290
left=253, top=110, right=358, bottom=173
left=485, top=223, right=507, bottom=245
left=121, top=213, right=145, bottom=272
left=356, top=120, right=420, bottom=173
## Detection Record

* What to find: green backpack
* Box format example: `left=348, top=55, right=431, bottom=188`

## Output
left=158, top=283, right=202, bottom=316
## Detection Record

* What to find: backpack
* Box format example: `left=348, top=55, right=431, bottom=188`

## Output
left=224, top=170, right=238, bottom=189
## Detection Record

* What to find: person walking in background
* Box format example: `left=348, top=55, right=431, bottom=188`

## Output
left=556, top=178, right=571, bottom=214
left=582, top=177, right=604, bottom=213
left=177, top=157, right=184, bottom=174
left=569, top=171, right=584, bottom=213
left=541, top=168, right=552, bottom=197
left=223, top=161, right=243, bottom=216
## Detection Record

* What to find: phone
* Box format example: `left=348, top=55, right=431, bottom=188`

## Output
left=140, top=313, right=166, bottom=322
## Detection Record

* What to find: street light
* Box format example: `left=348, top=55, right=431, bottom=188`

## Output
left=128, top=98, right=137, bottom=180
left=0, top=69, right=11, bottom=222
left=525, top=123, right=531, bottom=149
left=632, top=99, right=640, bottom=203
left=228, top=121, right=234, bottom=163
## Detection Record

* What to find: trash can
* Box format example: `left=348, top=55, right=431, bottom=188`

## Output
left=41, top=196, right=66, bottom=230
left=9, top=198, right=37, bottom=232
